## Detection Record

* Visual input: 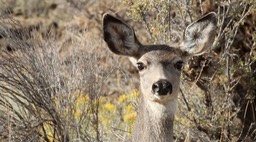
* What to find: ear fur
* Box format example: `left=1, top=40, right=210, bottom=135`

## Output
left=180, top=12, right=217, bottom=56
left=103, top=14, right=144, bottom=58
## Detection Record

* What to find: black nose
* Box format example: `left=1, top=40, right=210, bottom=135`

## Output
left=152, top=80, right=172, bottom=96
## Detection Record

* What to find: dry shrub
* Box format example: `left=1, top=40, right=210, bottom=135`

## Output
left=123, top=0, right=256, bottom=141
left=0, top=0, right=136, bottom=141
left=0, top=0, right=255, bottom=141
left=0, top=9, right=112, bottom=141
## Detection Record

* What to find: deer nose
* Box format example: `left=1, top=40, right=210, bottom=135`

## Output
left=152, top=80, right=172, bottom=96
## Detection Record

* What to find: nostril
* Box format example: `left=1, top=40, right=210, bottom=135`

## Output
left=165, top=82, right=172, bottom=94
left=152, top=83, right=161, bottom=93
left=152, top=80, right=172, bottom=95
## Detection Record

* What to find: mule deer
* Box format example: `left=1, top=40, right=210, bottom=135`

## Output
left=103, top=12, right=217, bottom=142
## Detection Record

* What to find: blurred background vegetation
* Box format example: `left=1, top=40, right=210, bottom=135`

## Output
left=0, top=0, right=255, bottom=141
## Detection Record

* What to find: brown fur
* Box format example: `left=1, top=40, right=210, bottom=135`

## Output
left=103, top=12, right=217, bottom=142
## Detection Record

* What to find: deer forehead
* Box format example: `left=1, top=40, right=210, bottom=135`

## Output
left=138, top=49, right=183, bottom=64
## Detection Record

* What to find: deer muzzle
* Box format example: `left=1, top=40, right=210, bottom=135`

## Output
left=152, top=79, right=172, bottom=96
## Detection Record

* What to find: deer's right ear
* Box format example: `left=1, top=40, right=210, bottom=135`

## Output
left=103, top=14, right=144, bottom=58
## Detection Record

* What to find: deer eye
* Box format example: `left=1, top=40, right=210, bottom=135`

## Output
left=136, top=62, right=146, bottom=71
left=174, top=61, right=183, bottom=71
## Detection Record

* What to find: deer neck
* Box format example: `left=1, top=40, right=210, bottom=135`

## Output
left=130, top=95, right=177, bottom=142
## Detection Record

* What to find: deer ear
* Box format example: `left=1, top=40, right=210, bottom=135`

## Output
left=180, top=12, right=217, bottom=56
left=103, top=14, right=144, bottom=58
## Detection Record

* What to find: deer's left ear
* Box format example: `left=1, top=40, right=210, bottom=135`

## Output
left=180, top=12, right=217, bottom=56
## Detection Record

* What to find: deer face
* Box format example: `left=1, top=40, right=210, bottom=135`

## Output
left=135, top=49, right=182, bottom=103
left=103, top=12, right=217, bottom=104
